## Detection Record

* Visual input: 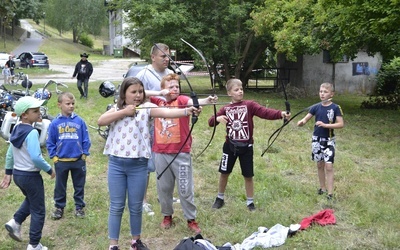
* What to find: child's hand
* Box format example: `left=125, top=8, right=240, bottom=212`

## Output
left=0, top=174, right=12, bottom=189
left=282, top=111, right=291, bottom=121
left=160, top=89, right=170, bottom=96
left=50, top=169, right=56, bottom=179
left=216, top=115, right=228, bottom=125
left=297, top=119, right=305, bottom=126
left=207, top=95, right=218, bottom=104
left=124, top=105, right=137, bottom=117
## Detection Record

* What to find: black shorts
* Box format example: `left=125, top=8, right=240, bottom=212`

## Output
left=219, top=141, right=254, bottom=177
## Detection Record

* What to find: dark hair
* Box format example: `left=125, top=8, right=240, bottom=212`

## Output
left=117, top=77, right=146, bottom=109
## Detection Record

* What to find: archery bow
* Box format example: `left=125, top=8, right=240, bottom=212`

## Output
left=180, top=38, right=217, bottom=159
left=261, top=79, right=290, bottom=156
left=155, top=43, right=200, bottom=180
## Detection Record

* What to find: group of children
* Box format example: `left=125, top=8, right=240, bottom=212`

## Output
left=1, top=68, right=343, bottom=250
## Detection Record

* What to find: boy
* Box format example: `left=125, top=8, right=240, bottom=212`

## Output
left=46, top=92, right=91, bottom=219
left=297, top=82, right=344, bottom=199
left=1, top=96, right=55, bottom=250
left=208, top=79, right=290, bottom=211
left=149, top=73, right=216, bottom=234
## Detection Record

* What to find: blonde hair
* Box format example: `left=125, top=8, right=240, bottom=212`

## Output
left=58, top=92, right=75, bottom=103
left=226, top=78, right=242, bottom=91
left=161, top=73, right=180, bottom=89
left=321, top=82, right=335, bottom=92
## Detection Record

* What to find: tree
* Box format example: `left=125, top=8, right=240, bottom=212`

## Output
left=44, top=0, right=107, bottom=43
left=111, top=0, right=274, bottom=87
left=252, top=0, right=400, bottom=62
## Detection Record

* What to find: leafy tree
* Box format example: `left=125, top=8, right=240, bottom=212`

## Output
left=44, top=0, right=107, bottom=43
left=111, top=0, right=274, bottom=87
left=252, top=0, right=400, bottom=62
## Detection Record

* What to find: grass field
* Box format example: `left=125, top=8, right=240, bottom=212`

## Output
left=1, top=20, right=400, bottom=250
left=0, top=79, right=399, bottom=250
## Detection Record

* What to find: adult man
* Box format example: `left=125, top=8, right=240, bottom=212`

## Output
left=135, top=43, right=173, bottom=216
left=5, top=56, right=16, bottom=84
left=72, top=53, right=93, bottom=99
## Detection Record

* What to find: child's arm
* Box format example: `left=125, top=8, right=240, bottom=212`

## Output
left=315, top=115, right=344, bottom=129
left=297, top=113, right=313, bottom=126
left=97, top=105, right=136, bottom=126
left=26, top=131, right=54, bottom=177
left=150, top=106, right=201, bottom=118
left=146, top=89, right=170, bottom=97
left=187, top=95, right=218, bottom=106
left=1, top=145, right=14, bottom=189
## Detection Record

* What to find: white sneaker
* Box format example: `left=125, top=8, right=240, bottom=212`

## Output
left=142, top=203, right=155, bottom=216
left=173, top=197, right=180, bottom=203
left=5, top=218, right=22, bottom=242
left=27, top=243, right=48, bottom=250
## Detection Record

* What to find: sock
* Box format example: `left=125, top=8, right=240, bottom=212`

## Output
left=246, top=197, right=254, bottom=206
left=217, top=193, right=224, bottom=200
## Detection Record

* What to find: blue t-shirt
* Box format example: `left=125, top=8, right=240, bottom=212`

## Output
left=309, top=103, right=343, bottom=138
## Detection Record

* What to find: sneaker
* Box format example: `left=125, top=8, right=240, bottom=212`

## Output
left=130, top=239, right=149, bottom=250
left=247, top=203, right=256, bottom=212
left=51, top=208, right=64, bottom=220
left=5, top=218, right=22, bottom=242
left=187, top=220, right=201, bottom=234
left=327, top=194, right=334, bottom=200
left=27, top=243, right=48, bottom=250
left=109, top=246, right=120, bottom=250
left=212, top=197, right=225, bottom=209
left=142, top=203, right=155, bottom=216
left=173, top=197, right=180, bottom=203
left=318, top=188, right=326, bottom=195
left=160, top=215, right=173, bottom=229
left=75, top=208, right=85, bottom=218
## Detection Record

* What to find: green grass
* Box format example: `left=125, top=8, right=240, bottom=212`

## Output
left=1, top=21, right=400, bottom=250
left=1, top=79, right=399, bottom=250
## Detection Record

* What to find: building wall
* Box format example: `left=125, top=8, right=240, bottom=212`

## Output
left=302, top=52, right=382, bottom=94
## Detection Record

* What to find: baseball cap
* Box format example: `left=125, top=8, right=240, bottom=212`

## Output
left=14, top=96, right=46, bottom=117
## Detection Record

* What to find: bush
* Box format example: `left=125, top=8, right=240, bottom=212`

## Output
left=361, top=57, right=400, bottom=109
left=79, top=33, right=94, bottom=48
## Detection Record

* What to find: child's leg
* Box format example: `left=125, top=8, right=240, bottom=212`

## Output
left=218, top=173, right=229, bottom=194
left=317, top=161, right=326, bottom=191
left=325, top=162, right=334, bottom=194
left=244, top=177, right=254, bottom=198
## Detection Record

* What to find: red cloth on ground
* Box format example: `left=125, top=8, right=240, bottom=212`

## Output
left=299, top=209, right=336, bottom=230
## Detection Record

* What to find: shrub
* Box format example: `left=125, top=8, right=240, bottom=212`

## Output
left=361, top=57, right=400, bottom=109
left=79, top=33, right=94, bottom=48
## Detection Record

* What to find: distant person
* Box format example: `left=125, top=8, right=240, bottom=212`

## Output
left=46, top=92, right=91, bottom=220
left=72, top=53, right=93, bottom=99
left=297, top=82, right=344, bottom=200
left=97, top=76, right=200, bottom=250
left=1, top=96, right=55, bottom=250
left=5, top=55, right=15, bottom=84
left=208, top=79, right=290, bottom=211
left=2, top=64, right=11, bottom=85
left=135, top=43, right=174, bottom=216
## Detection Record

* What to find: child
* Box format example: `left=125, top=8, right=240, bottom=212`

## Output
left=297, top=82, right=344, bottom=200
left=97, top=77, right=201, bottom=250
left=148, top=73, right=217, bottom=234
left=1, top=96, right=55, bottom=250
left=46, top=92, right=91, bottom=219
left=208, top=78, right=290, bottom=211
left=2, top=64, right=11, bottom=85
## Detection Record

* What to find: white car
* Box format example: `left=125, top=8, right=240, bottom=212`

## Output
left=0, top=52, right=10, bottom=68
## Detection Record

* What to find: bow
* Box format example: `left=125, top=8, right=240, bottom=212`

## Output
left=261, top=99, right=331, bottom=156
left=261, top=79, right=290, bottom=156
left=156, top=43, right=200, bottom=180
left=180, top=38, right=217, bottom=159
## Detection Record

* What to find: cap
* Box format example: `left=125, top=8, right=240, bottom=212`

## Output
left=14, top=96, right=46, bottom=117
left=80, top=53, right=89, bottom=58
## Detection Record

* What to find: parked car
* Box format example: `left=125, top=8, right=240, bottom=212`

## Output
left=0, top=52, right=10, bottom=68
left=14, top=52, right=49, bottom=69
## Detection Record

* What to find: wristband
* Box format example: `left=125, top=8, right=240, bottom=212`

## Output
left=184, top=108, right=188, bottom=116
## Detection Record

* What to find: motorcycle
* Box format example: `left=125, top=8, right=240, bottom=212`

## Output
left=88, top=81, right=117, bottom=139
left=0, top=78, right=68, bottom=147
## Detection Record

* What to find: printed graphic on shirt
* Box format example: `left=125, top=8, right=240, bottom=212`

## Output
left=154, top=100, right=181, bottom=144
left=80, top=65, right=86, bottom=74
left=57, top=122, right=81, bottom=139
left=226, top=105, right=249, bottom=141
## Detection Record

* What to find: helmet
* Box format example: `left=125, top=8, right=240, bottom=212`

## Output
left=0, top=92, right=14, bottom=108
left=33, top=88, right=52, bottom=101
left=99, top=81, right=116, bottom=98
left=21, top=79, right=33, bottom=89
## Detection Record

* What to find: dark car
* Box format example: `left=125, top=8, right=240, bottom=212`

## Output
left=123, top=63, right=147, bottom=78
left=15, top=52, right=49, bottom=69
